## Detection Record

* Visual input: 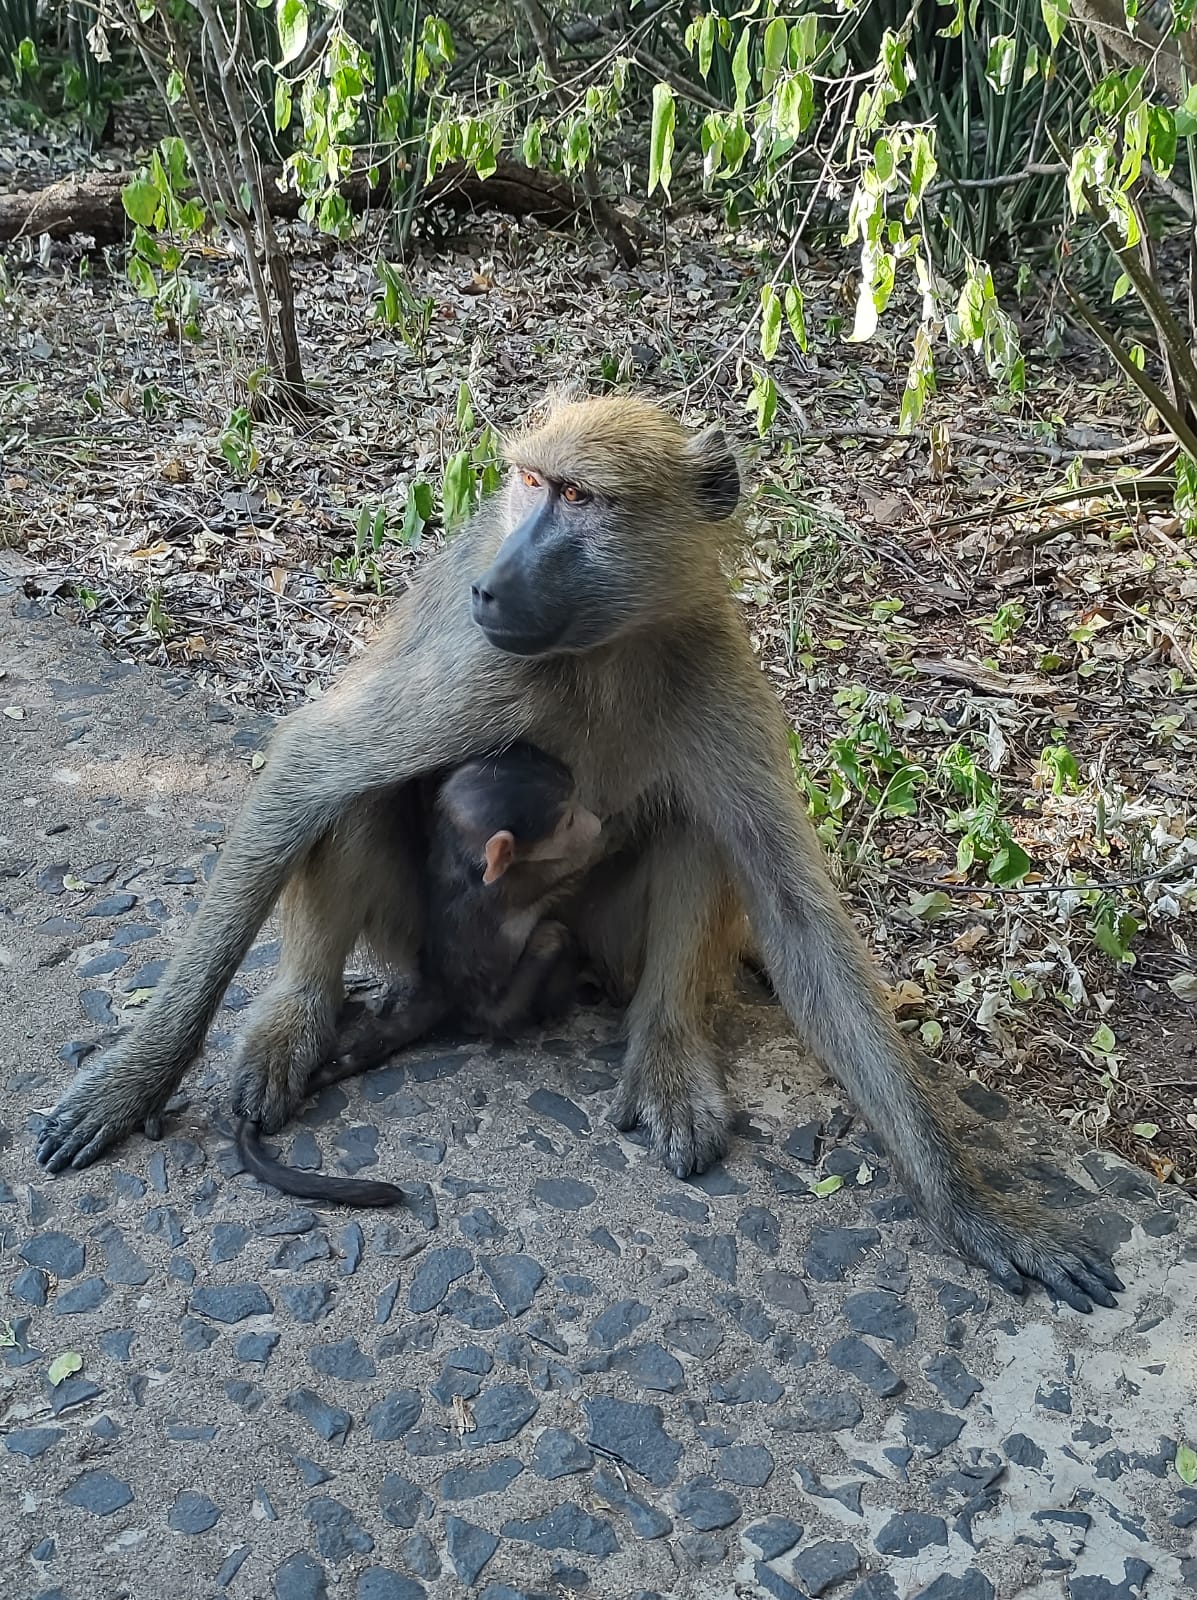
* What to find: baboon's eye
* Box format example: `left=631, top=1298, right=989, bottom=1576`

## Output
left=562, top=483, right=589, bottom=505
left=521, top=470, right=541, bottom=489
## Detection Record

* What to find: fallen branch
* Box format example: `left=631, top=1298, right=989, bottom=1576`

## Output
left=0, top=158, right=640, bottom=265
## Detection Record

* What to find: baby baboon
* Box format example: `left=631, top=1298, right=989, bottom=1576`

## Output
left=38, top=391, right=1122, bottom=1313
left=235, top=741, right=602, bottom=1204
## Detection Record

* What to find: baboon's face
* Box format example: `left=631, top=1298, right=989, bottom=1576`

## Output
left=469, top=401, right=740, bottom=658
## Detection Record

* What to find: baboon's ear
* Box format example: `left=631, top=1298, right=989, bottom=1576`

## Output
left=686, top=427, right=741, bottom=521
left=482, top=831, right=516, bottom=885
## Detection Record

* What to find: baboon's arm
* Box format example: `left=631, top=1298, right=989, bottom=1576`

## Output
left=36, top=648, right=522, bottom=1173
left=686, top=688, right=1123, bottom=1313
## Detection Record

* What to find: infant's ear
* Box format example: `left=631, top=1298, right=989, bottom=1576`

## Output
left=483, top=830, right=515, bottom=885
left=686, top=427, right=741, bottom=521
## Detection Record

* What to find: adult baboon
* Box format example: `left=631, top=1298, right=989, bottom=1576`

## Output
left=37, top=392, right=1120, bottom=1312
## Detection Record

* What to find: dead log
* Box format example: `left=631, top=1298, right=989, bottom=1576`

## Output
left=0, top=159, right=639, bottom=264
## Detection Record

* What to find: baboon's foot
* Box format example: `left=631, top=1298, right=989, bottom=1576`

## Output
left=232, top=983, right=334, bottom=1133
left=608, top=1047, right=731, bottom=1179
left=943, top=1188, right=1124, bottom=1314
left=37, top=1049, right=170, bottom=1173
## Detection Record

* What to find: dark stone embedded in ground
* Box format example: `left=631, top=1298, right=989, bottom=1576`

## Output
left=527, top=1087, right=590, bottom=1136
left=759, top=1270, right=812, bottom=1313
left=532, top=1428, right=592, bottom=1479
left=208, top=1224, right=249, bottom=1264
left=790, top=1540, right=861, bottom=1596
left=274, top=1551, right=328, bottom=1600
left=5, top=1426, right=64, bottom=1458
left=168, top=1490, right=222, bottom=1534
left=378, top=1473, right=430, bottom=1529
left=284, top=1390, right=352, bottom=1446
left=1004, top=1432, right=1047, bottom=1470
left=54, top=1276, right=108, bottom=1315
left=675, top=1477, right=742, bottom=1531
left=709, top=1367, right=784, bottom=1405
left=584, top=1395, right=681, bottom=1487
left=778, top=1392, right=863, bottom=1433
left=744, top=1515, right=804, bottom=1561
left=533, top=1176, right=596, bottom=1210
left=903, top=1408, right=966, bottom=1456
left=309, top=1339, right=376, bottom=1382
left=738, top=1205, right=782, bottom=1255
left=848, top=1578, right=899, bottom=1600
left=615, top=1342, right=685, bottom=1393
left=915, top=1575, right=996, bottom=1600
left=356, top=1569, right=427, bottom=1600
left=189, top=1284, right=272, bottom=1323
left=480, top=1253, right=544, bottom=1315
left=406, top=1247, right=474, bottom=1314
left=592, top=1466, right=673, bottom=1538
left=306, top=1496, right=375, bottom=1560
left=664, top=1308, right=724, bottom=1359
left=658, top=1191, right=710, bottom=1224
left=874, top=1512, right=948, bottom=1556
left=842, top=1290, right=916, bottom=1347
left=401, top=1532, right=440, bottom=1579
left=19, top=1231, right=85, bottom=1278
left=365, top=1390, right=422, bottom=1441
left=441, top=1457, right=523, bottom=1500
left=282, top=1284, right=332, bottom=1324
left=502, top=1503, right=619, bottom=1556
left=687, top=1233, right=739, bottom=1283
left=445, top=1516, right=499, bottom=1585
left=62, top=1470, right=134, bottom=1515
left=92, top=1221, right=152, bottom=1285
left=716, top=1444, right=774, bottom=1487
left=712, top=1295, right=774, bottom=1348
left=590, top=1297, right=650, bottom=1348
left=465, top=1383, right=538, bottom=1447
left=924, top=1353, right=982, bottom=1408
left=805, top=1228, right=882, bottom=1283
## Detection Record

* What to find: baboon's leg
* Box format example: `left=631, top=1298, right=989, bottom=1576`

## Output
left=232, top=794, right=424, bottom=1131
left=563, top=844, right=650, bottom=1008
left=607, top=826, right=741, bottom=1177
left=694, top=708, right=1124, bottom=1312
left=35, top=670, right=490, bottom=1174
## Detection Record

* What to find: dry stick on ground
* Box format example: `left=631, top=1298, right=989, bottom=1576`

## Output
left=795, top=420, right=1158, bottom=463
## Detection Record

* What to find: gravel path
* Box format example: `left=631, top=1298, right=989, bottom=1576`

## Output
left=2, top=587, right=1194, bottom=1600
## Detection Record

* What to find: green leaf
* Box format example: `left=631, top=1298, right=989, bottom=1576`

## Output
left=522, top=120, right=542, bottom=168
left=988, top=840, right=1031, bottom=886
left=1091, top=1022, right=1116, bottom=1054
left=783, top=285, right=808, bottom=352
left=274, top=78, right=292, bottom=134
left=746, top=369, right=778, bottom=437
left=1176, top=85, right=1197, bottom=138
left=697, top=14, right=715, bottom=79
left=48, top=1352, right=83, bottom=1385
left=1111, top=271, right=1132, bottom=303
left=760, top=284, right=782, bottom=362
left=732, top=27, right=752, bottom=110
left=1131, top=1121, right=1158, bottom=1139
left=909, top=890, right=953, bottom=921
left=648, top=83, right=676, bottom=201
left=122, top=178, right=160, bottom=227
left=762, top=17, right=787, bottom=95
left=986, top=35, right=1017, bottom=93
left=908, top=129, right=938, bottom=210
left=1148, top=107, right=1177, bottom=181
left=276, top=0, right=308, bottom=67
left=1177, top=1444, right=1197, bottom=1486
left=1041, top=0, right=1069, bottom=50
left=812, top=1175, right=844, bottom=1197
left=166, top=68, right=184, bottom=104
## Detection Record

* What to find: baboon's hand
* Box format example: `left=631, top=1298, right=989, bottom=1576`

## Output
left=36, top=1054, right=161, bottom=1173
left=608, top=1056, right=732, bottom=1179
left=948, top=1194, right=1123, bottom=1314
